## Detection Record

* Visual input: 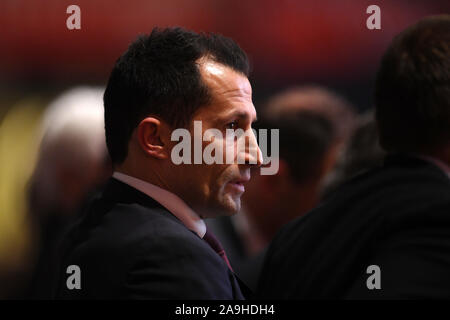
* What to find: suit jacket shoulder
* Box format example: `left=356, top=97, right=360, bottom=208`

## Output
left=56, top=179, right=243, bottom=299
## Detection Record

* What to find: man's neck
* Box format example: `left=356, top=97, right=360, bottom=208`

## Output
left=114, top=162, right=170, bottom=191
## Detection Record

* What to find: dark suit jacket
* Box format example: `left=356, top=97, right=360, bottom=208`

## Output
left=53, top=178, right=244, bottom=299
left=257, top=155, right=450, bottom=299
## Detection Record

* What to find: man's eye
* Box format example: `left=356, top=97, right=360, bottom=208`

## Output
left=226, top=121, right=237, bottom=129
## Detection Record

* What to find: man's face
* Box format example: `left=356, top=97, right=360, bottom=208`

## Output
left=169, top=61, right=262, bottom=218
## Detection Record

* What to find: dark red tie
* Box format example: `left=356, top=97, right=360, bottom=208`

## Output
left=203, top=229, right=234, bottom=272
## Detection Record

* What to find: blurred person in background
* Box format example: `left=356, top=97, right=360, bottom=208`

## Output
left=258, top=15, right=450, bottom=299
left=25, top=87, right=111, bottom=298
left=321, top=111, right=386, bottom=199
left=0, top=96, right=48, bottom=298
left=207, top=86, right=356, bottom=290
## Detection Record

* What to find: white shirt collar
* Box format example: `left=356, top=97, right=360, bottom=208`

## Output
left=112, top=171, right=206, bottom=238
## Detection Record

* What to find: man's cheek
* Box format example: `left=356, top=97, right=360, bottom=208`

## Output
left=202, top=129, right=225, bottom=164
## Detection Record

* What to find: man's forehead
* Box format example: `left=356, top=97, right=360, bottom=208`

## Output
left=198, top=59, right=252, bottom=96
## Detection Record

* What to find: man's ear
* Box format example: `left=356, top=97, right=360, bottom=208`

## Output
left=136, top=117, right=170, bottom=160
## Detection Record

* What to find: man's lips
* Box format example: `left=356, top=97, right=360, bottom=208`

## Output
left=228, top=176, right=250, bottom=193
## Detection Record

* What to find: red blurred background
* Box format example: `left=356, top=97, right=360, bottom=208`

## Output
left=0, top=0, right=448, bottom=107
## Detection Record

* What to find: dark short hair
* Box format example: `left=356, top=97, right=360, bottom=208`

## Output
left=259, top=86, right=355, bottom=182
left=375, top=15, right=450, bottom=153
left=104, top=27, right=250, bottom=164
left=256, top=111, right=333, bottom=183
left=264, top=86, right=356, bottom=143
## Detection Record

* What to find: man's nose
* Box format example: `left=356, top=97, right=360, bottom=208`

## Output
left=241, top=129, right=263, bottom=167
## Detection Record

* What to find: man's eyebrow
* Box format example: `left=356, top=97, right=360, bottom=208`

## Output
left=222, top=110, right=258, bottom=122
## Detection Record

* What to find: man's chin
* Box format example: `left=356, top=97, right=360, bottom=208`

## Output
left=221, top=194, right=242, bottom=215
left=206, top=194, right=241, bottom=217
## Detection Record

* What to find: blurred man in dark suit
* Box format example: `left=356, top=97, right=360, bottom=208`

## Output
left=54, top=27, right=262, bottom=299
left=258, top=15, right=450, bottom=299
left=242, top=87, right=356, bottom=255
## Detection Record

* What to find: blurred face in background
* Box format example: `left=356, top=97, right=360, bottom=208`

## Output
left=30, top=87, right=111, bottom=215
